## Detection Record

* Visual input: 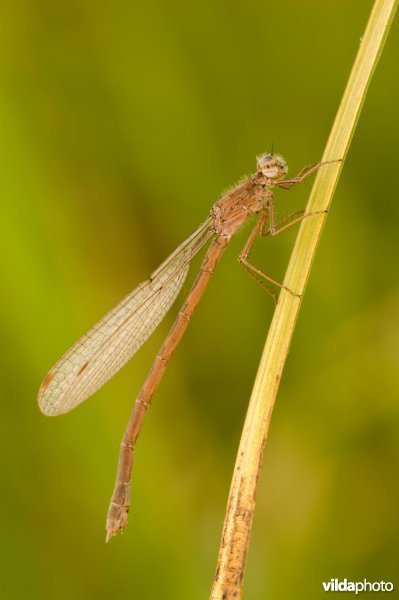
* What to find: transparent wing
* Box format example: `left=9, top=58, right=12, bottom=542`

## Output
left=38, top=218, right=213, bottom=416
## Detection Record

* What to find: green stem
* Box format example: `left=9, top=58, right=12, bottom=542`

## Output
left=210, top=1, right=398, bottom=598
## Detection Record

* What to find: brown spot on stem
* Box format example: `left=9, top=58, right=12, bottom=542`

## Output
left=77, top=362, right=89, bottom=375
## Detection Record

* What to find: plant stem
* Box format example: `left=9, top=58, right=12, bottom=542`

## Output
left=210, top=1, right=398, bottom=598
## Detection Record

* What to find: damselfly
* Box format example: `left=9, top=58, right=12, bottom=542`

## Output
left=38, top=153, right=334, bottom=541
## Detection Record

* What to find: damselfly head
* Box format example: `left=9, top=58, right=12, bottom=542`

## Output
left=256, top=153, right=288, bottom=180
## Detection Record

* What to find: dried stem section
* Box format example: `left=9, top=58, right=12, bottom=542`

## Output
left=210, top=1, right=398, bottom=598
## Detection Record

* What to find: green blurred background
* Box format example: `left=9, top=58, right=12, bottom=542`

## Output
left=1, top=1, right=398, bottom=598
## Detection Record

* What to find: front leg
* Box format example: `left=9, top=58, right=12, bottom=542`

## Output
left=275, top=159, right=340, bottom=189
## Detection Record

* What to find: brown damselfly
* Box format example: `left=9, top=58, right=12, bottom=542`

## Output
left=38, top=153, right=334, bottom=542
